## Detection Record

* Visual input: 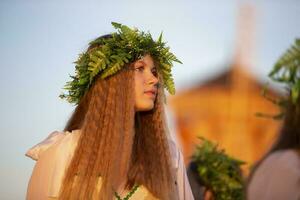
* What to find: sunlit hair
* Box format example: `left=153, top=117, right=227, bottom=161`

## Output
left=58, top=36, right=178, bottom=200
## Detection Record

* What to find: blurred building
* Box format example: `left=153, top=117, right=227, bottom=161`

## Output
left=169, top=4, right=282, bottom=171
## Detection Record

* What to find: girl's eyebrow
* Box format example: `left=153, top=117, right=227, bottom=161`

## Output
left=151, top=66, right=157, bottom=70
left=135, top=60, right=146, bottom=65
left=135, top=60, right=156, bottom=69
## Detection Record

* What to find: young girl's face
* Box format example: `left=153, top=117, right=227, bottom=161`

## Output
left=134, top=54, right=159, bottom=112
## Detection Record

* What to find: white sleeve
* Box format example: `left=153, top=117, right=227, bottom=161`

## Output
left=26, top=130, right=80, bottom=200
left=25, top=130, right=65, bottom=161
left=247, top=150, right=300, bottom=200
left=26, top=131, right=65, bottom=200
left=176, top=146, right=195, bottom=200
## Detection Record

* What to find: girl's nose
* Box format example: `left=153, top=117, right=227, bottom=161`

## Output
left=147, top=72, right=159, bottom=86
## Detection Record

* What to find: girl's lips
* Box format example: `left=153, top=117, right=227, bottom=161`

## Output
left=144, top=91, right=156, bottom=98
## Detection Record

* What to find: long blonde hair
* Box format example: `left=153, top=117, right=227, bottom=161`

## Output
left=58, top=41, right=178, bottom=200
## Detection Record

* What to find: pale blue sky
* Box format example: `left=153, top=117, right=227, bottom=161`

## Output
left=0, top=0, right=299, bottom=199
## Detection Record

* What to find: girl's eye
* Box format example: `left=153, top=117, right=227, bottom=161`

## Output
left=135, top=66, right=144, bottom=72
left=151, top=69, right=158, bottom=77
left=134, top=66, right=158, bottom=77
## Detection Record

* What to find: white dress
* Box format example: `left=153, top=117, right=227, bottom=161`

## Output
left=247, top=149, right=300, bottom=200
left=25, top=129, right=195, bottom=200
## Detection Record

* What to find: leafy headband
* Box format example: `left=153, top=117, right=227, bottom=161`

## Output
left=268, top=39, right=300, bottom=105
left=258, top=38, right=300, bottom=119
left=59, top=22, right=182, bottom=105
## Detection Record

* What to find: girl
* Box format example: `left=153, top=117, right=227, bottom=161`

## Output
left=247, top=39, right=300, bottom=200
left=25, top=23, right=194, bottom=200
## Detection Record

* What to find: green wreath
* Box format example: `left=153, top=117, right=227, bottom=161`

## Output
left=257, top=38, right=300, bottom=120
left=59, top=22, right=182, bottom=105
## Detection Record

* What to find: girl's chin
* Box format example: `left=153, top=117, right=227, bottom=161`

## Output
left=135, top=101, right=154, bottom=112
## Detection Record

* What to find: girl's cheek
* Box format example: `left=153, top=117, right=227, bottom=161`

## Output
left=136, top=74, right=145, bottom=83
